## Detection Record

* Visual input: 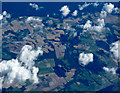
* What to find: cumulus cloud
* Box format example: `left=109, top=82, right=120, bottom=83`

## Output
left=80, top=19, right=105, bottom=32
left=25, top=17, right=44, bottom=30
left=0, top=59, right=31, bottom=85
left=100, top=10, right=107, bottom=18
left=0, top=45, right=43, bottom=89
left=93, top=2, right=99, bottom=7
left=60, top=5, right=70, bottom=17
left=79, top=52, right=93, bottom=66
left=97, top=19, right=105, bottom=27
left=103, top=3, right=114, bottom=13
left=29, top=3, right=39, bottom=10
left=18, top=45, right=43, bottom=69
left=0, top=14, right=3, bottom=20
left=103, top=67, right=117, bottom=75
left=2, top=11, right=11, bottom=19
left=110, top=41, right=119, bottom=60
left=80, top=20, right=92, bottom=32
left=114, top=7, right=119, bottom=14
left=92, top=18, right=105, bottom=32
left=0, top=11, right=11, bottom=25
left=26, top=17, right=42, bottom=23
left=26, top=17, right=34, bottom=23
left=78, top=3, right=91, bottom=10
left=72, top=10, right=78, bottom=16
left=0, top=77, right=3, bottom=90
left=0, top=11, right=11, bottom=21
left=100, top=3, right=119, bottom=18
left=3, top=11, right=7, bottom=16
left=78, top=2, right=99, bottom=11
left=83, top=20, right=92, bottom=30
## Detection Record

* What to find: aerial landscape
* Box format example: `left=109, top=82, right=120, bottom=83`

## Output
left=0, top=1, right=119, bottom=92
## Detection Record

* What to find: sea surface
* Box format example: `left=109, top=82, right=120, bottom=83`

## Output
left=2, top=2, right=117, bottom=19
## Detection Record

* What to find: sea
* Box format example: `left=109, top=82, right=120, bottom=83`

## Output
left=2, top=2, right=118, bottom=19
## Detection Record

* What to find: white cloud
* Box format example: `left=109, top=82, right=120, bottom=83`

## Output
left=26, top=17, right=34, bottom=23
left=83, top=20, right=92, bottom=30
left=29, top=3, right=39, bottom=10
left=78, top=3, right=91, bottom=11
left=110, top=41, right=119, bottom=59
left=32, top=67, right=39, bottom=84
left=60, top=5, right=70, bottom=17
left=114, top=7, right=119, bottom=14
left=79, top=52, right=93, bottom=66
left=0, top=59, right=31, bottom=86
left=0, top=14, right=3, bottom=20
left=2, top=11, right=11, bottom=18
left=0, top=45, right=43, bottom=89
left=103, top=67, right=117, bottom=75
left=0, top=11, right=11, bottom=26
left=80, top=20, right=92, bottom=32
left=18, top=45, right=43, bottom=69
left=97, top=18, right=105, bottom=27
left=92, top=18, right=105, bottom=32
left=26, top=17, right=42, bottom=24
left=25, top=17, right=44, bottom=30
left=92, top=26, right=103, bottom=32
left=100, top=10, right=107, bottom=18
left=103, top=3, right=114, bottom=13
left=80, top=19, right=105, bottom=32
left=72, top=10, right=78, bottom=16
left=0, top=77, right=3, bottom=90
left=100, top=3, right=119, bottom=18
left=3, top=11, right=7, bottom=16
left=6, top=13, right=11, bottom=18
left=78, top=2, right=99, bottom=11
left=93, top=2, right=99, bottom=7
left=2, top=11, right=11, bottom=19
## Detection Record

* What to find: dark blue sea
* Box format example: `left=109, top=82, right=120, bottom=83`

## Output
left=2, top=2, right=118, bottom=19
